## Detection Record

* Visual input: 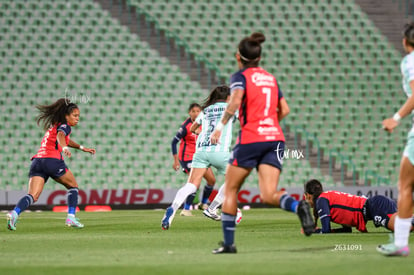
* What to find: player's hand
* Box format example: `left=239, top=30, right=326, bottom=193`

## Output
left=382, top=118, right=398, bottom=133
left=210, top=129, right=222, bottom=144
left=172, top=160, right=180, bottom=171
left=83, top=147, right=96, bottom=155
left=63, top=147, right=71, bottom=158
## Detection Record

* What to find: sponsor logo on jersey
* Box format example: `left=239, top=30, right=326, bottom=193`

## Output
left=251, top=72, right=275, bottom=87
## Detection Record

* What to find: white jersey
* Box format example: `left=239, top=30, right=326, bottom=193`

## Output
left=195, top=102, right=234, bottom=152
left=401, top=51, right=414, bottom=132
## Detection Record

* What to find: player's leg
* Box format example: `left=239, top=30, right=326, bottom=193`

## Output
left=162, top=168, right=206, bottom=229
left=204, top=152, right=230, bottom=221
left=54, top=169, right=83, bottom=228
left=7, top=176, right=44, bottom=231
left=180, top=160, right=195, bottom=212
left=199, top=167, right=216, bottom=209
left=394, top=157, right=414, bottom=247
left=378, top=156, right=414, bottom=256
left=213, top=165, right=251, bottom=254
left=204, top=183, right=225, bottom=221
left=257, top=163, right=314, bottom=236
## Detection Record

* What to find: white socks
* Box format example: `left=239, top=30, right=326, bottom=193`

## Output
left=208, top=184, right=225, bottom=211
left=172, top=183, right=197, bottom=211
left=394, top=216, right=412, bottom=247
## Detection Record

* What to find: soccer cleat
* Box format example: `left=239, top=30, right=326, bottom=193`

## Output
left=180, top=209, right=194, bottom=217
left=161, top=207, right=175, bottom=230
left=198, top=203, right=209, bottom=210
left=65, top=216, right=84, bottom=229
left=212, top=242, right=237, bottom=254
left=203, top=208, right=221, bottom=221
left=7, top=210, right=18, bottom=231
left=297, top=200, right=314, bottom=236
left=377, top=243, right=410, bottom=257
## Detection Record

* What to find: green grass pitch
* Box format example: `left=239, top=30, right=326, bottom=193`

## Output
left=0, top=209, right=412, bottom=275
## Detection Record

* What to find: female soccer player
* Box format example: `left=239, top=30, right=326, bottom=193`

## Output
left=378, top=22, right=414, bottom=257
left=171, top=103, right=216, bottom=216
left=7, top=98, right=95, bottom=230
left=210, top=33, right=314, bottom=254
left=304, top=179, right=412, bottom=234
left=162, top=85, right=234, bottom=230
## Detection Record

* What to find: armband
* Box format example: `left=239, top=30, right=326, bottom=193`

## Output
left=393, top=112, right=401, bottom=123
left=79, top=145, right=84, bottom=150
left=216, top=122, right=224, bottom=131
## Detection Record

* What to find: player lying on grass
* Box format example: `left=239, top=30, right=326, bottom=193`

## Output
left=304, top=179, right=414, bottom=233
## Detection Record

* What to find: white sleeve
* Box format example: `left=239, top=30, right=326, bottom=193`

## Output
left=407, top=54, right=414, bottom=82
left=195, top=112, right=204, bottom=124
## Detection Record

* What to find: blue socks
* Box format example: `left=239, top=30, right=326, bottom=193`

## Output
left=221, top=213, right=236, bottom=246
left=202, top=185, right=214, bottom=204
left=14, top=194, right=34, bottom=215
left=67, top=188, right=79, bottom=215
left=184, top=192, right=196, bottom=210
left=280, top=194, right=299, bottom=213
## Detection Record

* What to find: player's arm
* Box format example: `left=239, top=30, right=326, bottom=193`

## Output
left=314, top=197, right=332, bottom=234
left=190, top=122, right=201, bottom=135
left=278, top=98, right=290, bottom=122
left=57, top=131, right=71, bottom=158
left=190, top=112, right=203, bottom=135
left=383, top=81, right=414, bottom=133
left=68, top=139, right=96, bottom=155
left=171, top=126, right=186, bottom=171
left=210, top=89, right=243, bottom=144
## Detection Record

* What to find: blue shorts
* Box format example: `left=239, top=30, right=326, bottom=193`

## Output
left=229, top=141, right=285, bottom=170
left=365, top=195, right=397, bottom=228
left=29, top=158, right=68, bottom=182
left=179, top=160, right=192, bottom=174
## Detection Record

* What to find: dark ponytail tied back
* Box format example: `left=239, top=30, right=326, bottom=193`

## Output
left=238, top=32, right=266, bottom=66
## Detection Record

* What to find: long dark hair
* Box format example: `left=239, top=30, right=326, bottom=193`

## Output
left=238, top=32, right=266, bottom=67
left=188, top=102, right=201, bottom=112
left=201, top=85, right=230, bottom=110
left=36, top=98, right=79, bottom=130
left=304, top=179, right=324, bottom=223
left=403, top=22, right=414, bottom=48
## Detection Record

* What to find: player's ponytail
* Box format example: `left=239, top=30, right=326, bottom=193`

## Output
left=403, top=22, right=414, bottom=48
left=237, top=32, right=266, bottom=67
left=201, top=85, right=230, bottom=110
left=36, top=98, right=79, bottom=130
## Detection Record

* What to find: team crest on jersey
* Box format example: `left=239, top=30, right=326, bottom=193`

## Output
left=251, top=72, right=275, bottom=87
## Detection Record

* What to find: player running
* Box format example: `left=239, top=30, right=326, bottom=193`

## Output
left=162, top=85, right=234, bottom=230
left=210, top=33, right=314, bottom=254
left=7, top=98, right=95, bottom=230
left=171, top=103, right=216, bottom=216
left=304, top=179, right=413, bottom=234
left=378, top=22, right=414, bottom=257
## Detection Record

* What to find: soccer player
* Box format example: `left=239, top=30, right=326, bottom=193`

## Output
left=210, top=33, right=314, bottom=254
left=7, top=98, right=96, bottom=230
left=162, top=85, right=234, bottom=230
left=303, top=179, right=413, bottom=234
left=171, top=103, right=216, bottom=216
left=378, top=22, right=414, bottom=257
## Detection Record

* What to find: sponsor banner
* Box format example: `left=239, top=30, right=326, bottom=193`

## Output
left=0, top=186, right=398, bottom=206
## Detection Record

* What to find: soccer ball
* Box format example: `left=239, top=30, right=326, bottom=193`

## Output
left=236, top=208, right=242, bottom=225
